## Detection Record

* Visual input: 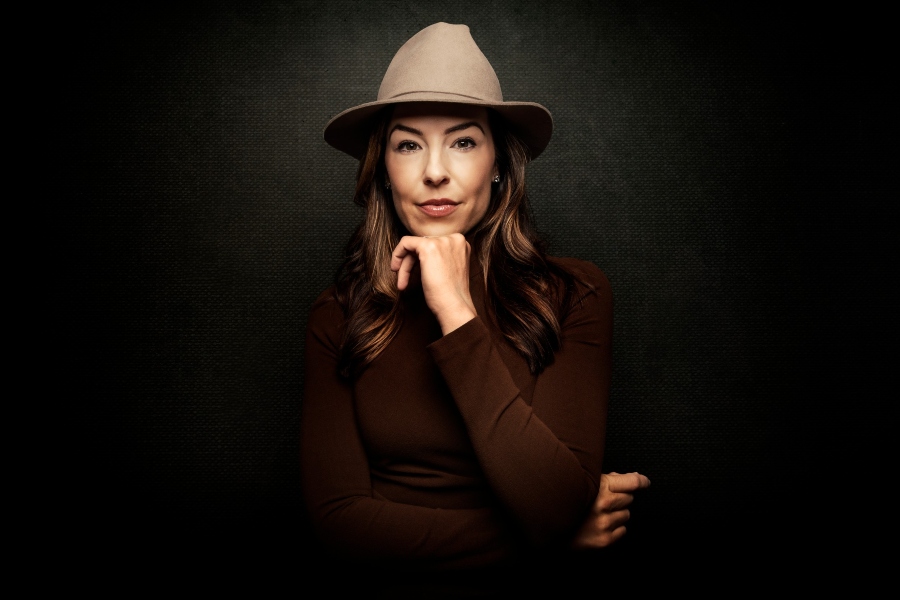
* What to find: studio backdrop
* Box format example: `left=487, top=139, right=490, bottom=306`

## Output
left=59, top=0, right=892, bottom=583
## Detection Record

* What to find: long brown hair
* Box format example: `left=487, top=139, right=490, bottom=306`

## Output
left=334, top=108, right=583, bottom=378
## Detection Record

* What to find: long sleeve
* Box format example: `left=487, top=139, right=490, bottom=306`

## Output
left=428, top=258, right=611, bottom=546
left=299, top=257, right=612, bottom=570
left=299, top=291, right=516, bottom=571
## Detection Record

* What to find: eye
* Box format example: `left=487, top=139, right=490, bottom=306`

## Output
left=396, top=140, right=420, bottom=153
left=452, top=137, right=477, bottom=150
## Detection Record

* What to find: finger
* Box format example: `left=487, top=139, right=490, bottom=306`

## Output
left=606, top=472, right=651, bottom=493
left=580, top=523, right=628, bottom=550
left=604, top=525, right=627, bottom=546
left=599, top=508, right=631, bottom=530
left=596, top=492, right=634, bottom=512
left=390, top=236, right=422, bottom=271
left=391, top=236, right=425, bottom=291
left=395, top=254, right=418, bottom=290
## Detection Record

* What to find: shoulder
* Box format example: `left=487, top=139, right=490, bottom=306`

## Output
left=548, top=256, right=612, bottom=302
left=310, top=285, right=339, bottom=311
left=306, top=285, right=345, bottom=338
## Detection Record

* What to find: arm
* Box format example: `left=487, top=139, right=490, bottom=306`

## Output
left=299, top=292, right=515, bottom=570
left=428, top=260, right=613, bottom=547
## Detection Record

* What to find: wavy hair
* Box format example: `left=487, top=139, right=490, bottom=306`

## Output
left=334, top=108, right=583, bottom=378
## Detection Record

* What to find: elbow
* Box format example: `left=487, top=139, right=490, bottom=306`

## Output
left=520, top=478, right=597, bottom=549
left=305, top=496, right=373, bottom=559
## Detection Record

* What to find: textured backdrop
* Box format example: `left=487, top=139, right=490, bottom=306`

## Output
left=58, top=0, right=892, bottom=587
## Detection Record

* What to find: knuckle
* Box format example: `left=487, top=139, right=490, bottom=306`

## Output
left=597, top=513, right=613, bottom=529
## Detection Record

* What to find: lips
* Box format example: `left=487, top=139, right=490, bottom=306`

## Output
left=417, top=198, right=459, bottom=217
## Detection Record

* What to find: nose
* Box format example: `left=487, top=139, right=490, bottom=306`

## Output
left=423, top=147, right=449, bottom=187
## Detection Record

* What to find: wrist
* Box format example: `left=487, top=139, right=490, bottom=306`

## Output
left=438, top=307, right=477, bottom=335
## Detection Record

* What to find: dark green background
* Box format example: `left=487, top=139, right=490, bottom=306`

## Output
left=59, top=0, right=892, bottom=588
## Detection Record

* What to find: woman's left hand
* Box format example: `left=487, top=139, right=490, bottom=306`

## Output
left=391, top=234, right=477, bottom=335
left=571, top=471, right=651, bottom=549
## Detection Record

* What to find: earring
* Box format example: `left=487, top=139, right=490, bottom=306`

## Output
left=492, top=175, right=500, bottom=183
left=385, top=180, right=391, bottom=189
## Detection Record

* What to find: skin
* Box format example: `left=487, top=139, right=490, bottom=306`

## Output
left=386, top=102, right=495, bottom=335
left=385, top=102, right=651, bottom=549
left=570, top=472, right=652, bottom=548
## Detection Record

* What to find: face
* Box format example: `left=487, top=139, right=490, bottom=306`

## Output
left=384, top=102, right=498, bottom=237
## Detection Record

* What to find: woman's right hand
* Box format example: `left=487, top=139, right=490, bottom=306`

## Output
left=391, top=234, right=477, bottom=335
left=571, top=471, right=651, bottom=549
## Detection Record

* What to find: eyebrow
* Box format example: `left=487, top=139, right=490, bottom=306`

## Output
left=389, top=121, right=485, bottom=137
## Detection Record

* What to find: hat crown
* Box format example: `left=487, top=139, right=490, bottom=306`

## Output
left=324, top=22, right=552, bottom=161
left=377, top=23, right=503, bottom=103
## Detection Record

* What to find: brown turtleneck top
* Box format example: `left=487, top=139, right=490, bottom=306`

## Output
left=300, top=256, right=612, bottom=574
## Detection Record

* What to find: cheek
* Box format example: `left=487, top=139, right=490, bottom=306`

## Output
left=472, top=160, right=495, bottom=207
left=390, top=191, right=412, bottom=230
left=386, top=158, right=414, bottom=194
left=474, top=184, right=492, bottom=219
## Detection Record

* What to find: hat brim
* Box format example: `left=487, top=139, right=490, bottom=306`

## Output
left=323, top=94, right=553, bottom=161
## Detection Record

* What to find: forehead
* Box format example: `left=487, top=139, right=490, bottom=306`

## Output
left=388, top=102, right=490, bottom=128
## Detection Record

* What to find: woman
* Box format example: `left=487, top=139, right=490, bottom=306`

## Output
left=300, top=23, right=649, bottom=592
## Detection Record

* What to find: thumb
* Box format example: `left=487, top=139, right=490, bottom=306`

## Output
left=606, top=471, right=651, bottom=493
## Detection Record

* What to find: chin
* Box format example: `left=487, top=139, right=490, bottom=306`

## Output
left=409, top=221, right=465, bottom=237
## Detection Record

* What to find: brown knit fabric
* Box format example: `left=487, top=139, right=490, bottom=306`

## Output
left=300, top=256, right=612, bottom=574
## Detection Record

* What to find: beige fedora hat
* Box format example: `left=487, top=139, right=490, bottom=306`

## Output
left=323, top=22, right=553, bottom=161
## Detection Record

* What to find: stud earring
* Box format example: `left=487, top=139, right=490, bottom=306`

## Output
left=385, top=180, right=391, bottom=189
left=492, top=175, right=500, bottom=183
